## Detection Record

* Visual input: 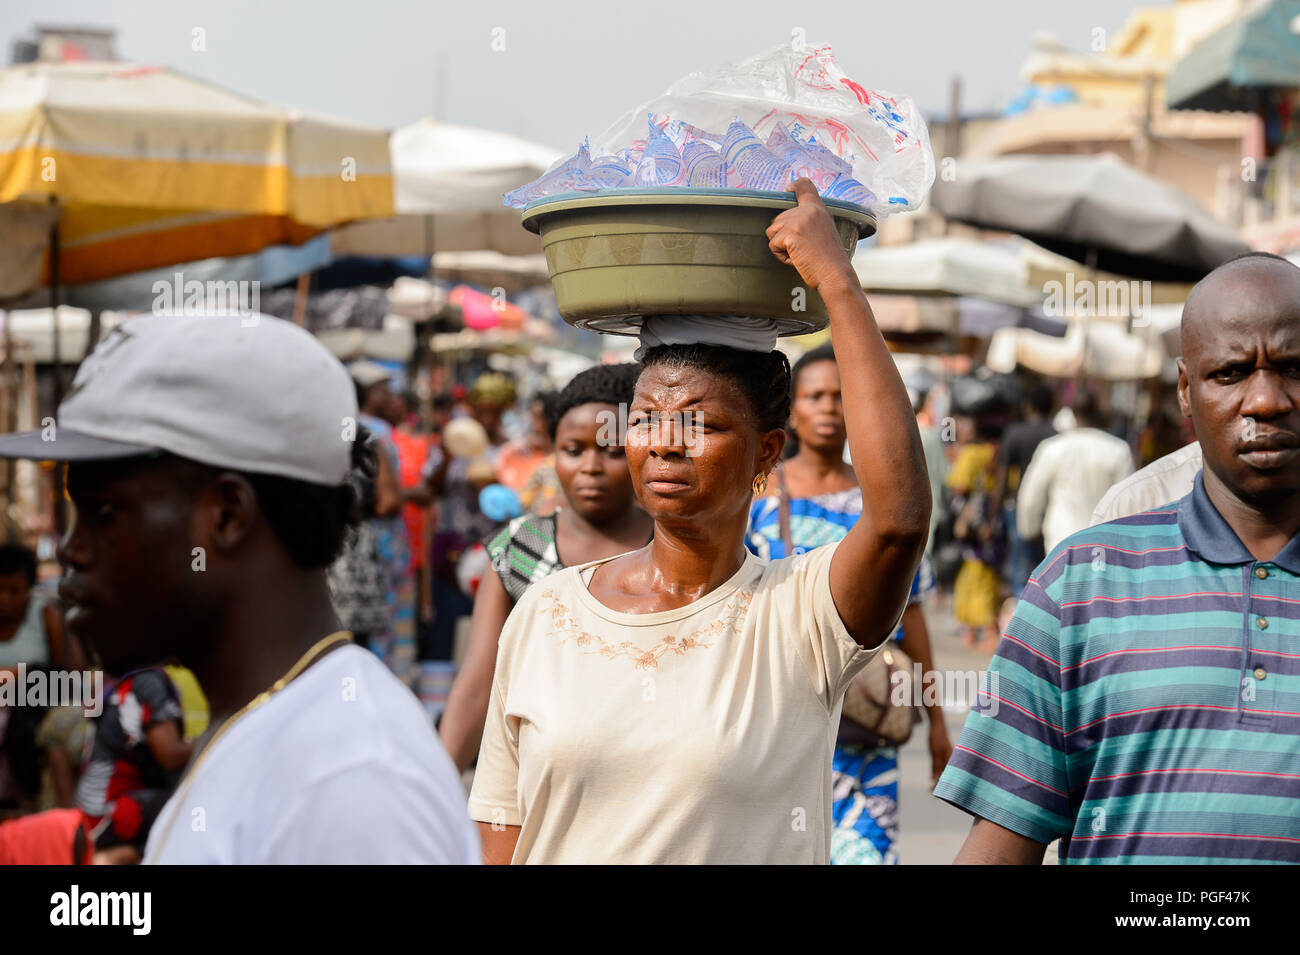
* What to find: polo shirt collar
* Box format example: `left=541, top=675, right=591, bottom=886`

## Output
left=1179, top=470, right=1300, bottom=574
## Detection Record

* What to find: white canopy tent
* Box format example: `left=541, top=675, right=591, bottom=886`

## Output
left=431, top=250, right=551, bottom=294
left=330, top=119, right=563, bottom=258
left=0, top=307, right=100, bottom=364
left=852, top=238, right=1042, bottom=307
left=315, top=314, right=417, bottom=363
left=985, top=321, right=1167, bottom=381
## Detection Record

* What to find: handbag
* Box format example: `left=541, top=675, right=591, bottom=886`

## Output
left=775, top=468, right=920, bottom=748
left=840, top=642, right=921, bottom=747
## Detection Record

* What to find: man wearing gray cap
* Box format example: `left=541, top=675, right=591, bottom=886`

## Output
left=0, top=313, right=479, bottom=864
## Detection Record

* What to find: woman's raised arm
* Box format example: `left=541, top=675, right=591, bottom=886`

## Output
left=767, top=179, right=931, bottom=646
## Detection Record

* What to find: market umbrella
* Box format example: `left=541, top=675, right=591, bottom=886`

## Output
left=429, top=326, right=556, bottom=355
left=862, top=294, right=958, bottom=337
left=852, top=238, right=1069, bottom=352
left=0, top=306, right=97, bottom=365
left=329, top=119, right=564, bottom=258
left=5, top=236, right=334, bottom=315
left=862, top=294, right=1065, bottom=350
left=930, top=153, right=1251, bottom=282
left=0, top=61, right=394, bottom=299
left=956, top=297, right=1065, bottom=339
left=985, top=322, right=1164, bottom=381
left=0, top=56, right=394, bottom=448
left=1018, top=241, right=1194, bottom=308
left=432, top=251, right=551, bottom=294
left=1166, top=0, right=1300, bottom=112
left=852, top=237, right=1041, bottom=307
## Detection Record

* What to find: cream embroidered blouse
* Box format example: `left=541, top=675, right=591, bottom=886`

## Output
left=468, top=540, right=876, bottom=864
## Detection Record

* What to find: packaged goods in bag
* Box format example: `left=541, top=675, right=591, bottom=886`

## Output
left=504, top=43, right=933, bottom=219
left=720, top=119, right=792, bottom=191
left=682, top=140, right=725, bottom=187
left=632, top=121, right=686, bottom=187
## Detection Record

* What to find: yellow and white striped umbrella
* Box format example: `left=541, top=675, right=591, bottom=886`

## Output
left=0, top=61, right=393, bottom=297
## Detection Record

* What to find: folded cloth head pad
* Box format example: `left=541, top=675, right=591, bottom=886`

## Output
left=633, top=314, right=780, bottom=361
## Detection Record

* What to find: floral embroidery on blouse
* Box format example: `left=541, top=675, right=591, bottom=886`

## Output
left=543, top=587, right=754, bottom=670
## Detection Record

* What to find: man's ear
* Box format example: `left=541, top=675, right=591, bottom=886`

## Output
left=194, top=473, right=260, bottom=555
left=1176, top=358, right=1192, bottom=419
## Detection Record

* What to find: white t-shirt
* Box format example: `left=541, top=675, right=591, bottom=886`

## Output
left=144, top=644, right=480, bottom=864
left=1016, top=427, right=1134, bottom=551
left=1091, top=441, right=1201, bottom=525
left=469, top=541, right=877, bottom=864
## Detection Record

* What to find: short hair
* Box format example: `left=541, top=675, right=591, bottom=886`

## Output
left=638, top=344, right=791, bottom=432
left=353, top=380, right=376, bottom=409
left=0, top=544, right=37, bottom=585
left=1025, top=383, right=1054, bottom=417
left=974, top=416, right=1004, bottom=442
left=242, top=472, right=360, bottom=570
left=547, top=364, right=640, bottom=440
left=791, top=344, right=837, bottom=393
left=1071, top=391, right=1102, bottom=428
left=170, top=430, right=373, bottom=570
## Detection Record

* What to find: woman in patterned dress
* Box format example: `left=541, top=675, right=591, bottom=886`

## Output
left=438, top=364, right=652, bottom=772
left=747, top=344, right=952, bottom=864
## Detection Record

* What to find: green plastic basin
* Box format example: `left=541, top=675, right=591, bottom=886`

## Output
left=520, top=188, right=876, bottom=336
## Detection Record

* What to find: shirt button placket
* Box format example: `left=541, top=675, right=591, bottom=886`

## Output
left=1242, top=563, right=1274, bottom=725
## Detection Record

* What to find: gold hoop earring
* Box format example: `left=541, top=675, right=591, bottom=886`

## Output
left=752, top=472, right=769, bottom=497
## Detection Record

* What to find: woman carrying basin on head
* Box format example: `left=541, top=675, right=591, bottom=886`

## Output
left=469, top=179, right=932, bottom=864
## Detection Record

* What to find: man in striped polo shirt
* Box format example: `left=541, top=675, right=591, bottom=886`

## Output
left=935, top=253, right=1300, bottom=864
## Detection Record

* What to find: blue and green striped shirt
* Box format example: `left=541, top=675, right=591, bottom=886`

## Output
left=934, top=472, right=1300, bottom=864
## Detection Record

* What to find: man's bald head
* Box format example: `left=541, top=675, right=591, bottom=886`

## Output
left=1182, top=252, right=1300, bottom=362
left=1176, top=251, right=1300, bottom=513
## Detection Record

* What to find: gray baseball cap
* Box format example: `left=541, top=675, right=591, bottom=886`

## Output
left=0, top=312, right=359, bottom=485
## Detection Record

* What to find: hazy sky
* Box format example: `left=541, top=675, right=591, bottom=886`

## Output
left=6, top=0, right=1152, bottom=150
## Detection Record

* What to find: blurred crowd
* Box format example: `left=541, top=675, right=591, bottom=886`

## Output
left=918, top=370, right=1189, bottom=651
left=0, top=333, right=1196, bottom=864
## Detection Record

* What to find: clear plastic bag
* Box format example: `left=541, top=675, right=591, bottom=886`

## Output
left=505, top=42, right=934, bottom=218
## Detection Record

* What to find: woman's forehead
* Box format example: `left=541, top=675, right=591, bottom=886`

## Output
left=795, top=359, right=840, bottom=391
left=633, top=365, right=743, bottom=409
left=556, top=401, right=617, bottom=433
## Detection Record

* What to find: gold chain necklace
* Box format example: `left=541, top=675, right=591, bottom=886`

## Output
left=143, top=630, right=354, bottom=863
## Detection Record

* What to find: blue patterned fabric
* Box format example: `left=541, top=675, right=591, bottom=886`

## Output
left=357, top=413, right=416, bottom=687
left=746, top=488, right=861, bottom=559
left=830, top=743, right=901, bottom=864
